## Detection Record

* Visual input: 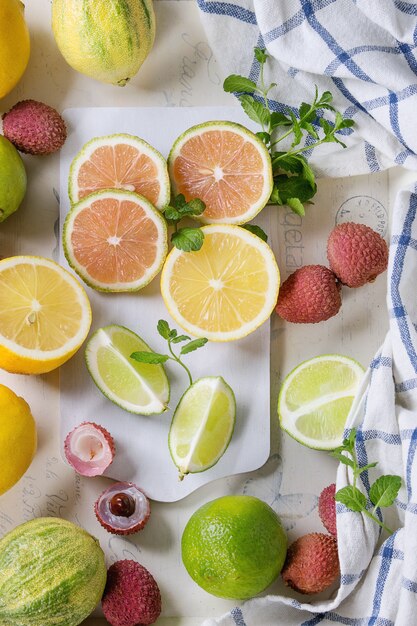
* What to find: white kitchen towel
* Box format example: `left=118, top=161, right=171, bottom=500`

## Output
left=196, top=1, right=417, bottom=624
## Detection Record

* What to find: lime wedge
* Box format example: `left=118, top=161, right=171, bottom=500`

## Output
left=278, top=354, right=364, bottom=450
left=169, top=376, right=236, bottom=479
left=85, top=325, right=170, bottom=415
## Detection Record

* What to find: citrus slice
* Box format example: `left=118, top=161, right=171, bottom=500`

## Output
left=0, top=256, right=92, bottom=374
left=161, top=224, right=280, bottom=341
left=85, top=325, right=170, bottom=415
left=278, top=354, right=365, bottom=450
left=168, top=121, right=273, bottom=224
left=169, top=376, right=236, bottom=479
left=63, top=189, right=168, bottom=292
left=68, top=134, right=170, bottom=210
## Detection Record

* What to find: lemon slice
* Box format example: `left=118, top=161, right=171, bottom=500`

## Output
left=278, top=354, right=365, bottom=450
left=0, top=256, right=92, bottom=374
left=169, top=376, right=236, bottom=479
left=85, top=325, right=170, bottom=415
left=161, top=224, right=280, bottom=341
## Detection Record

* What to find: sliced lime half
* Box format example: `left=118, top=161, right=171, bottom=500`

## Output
left=85, top=325, right=170, bottom=415
left=278, top=354, right=365, bottom=450
left=169, top=376, right=236, bottom=479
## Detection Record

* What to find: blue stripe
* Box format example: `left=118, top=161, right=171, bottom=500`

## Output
left=364, top=143, right=380, bottom=172
left=396, top=378, right=417, bottom=392
left=196, top=0, right=257, bottom=24
left=369, top=534, right=397, bottom=625
left=394, top=0, right=417, bottom=14
left=231, top=607, right=247, bottom=626
left=391, top=234, right=417, bottom=250
left=406, top=429, right=417, bottom=500
left=325, top=44, right=402, bottom=75
left=402, top=576, right=417, bottom=592
left=370, top=355, right=392, bottom=369
left=341, top=570, right=366, bottom=585
left=264, top=0, right=336, bottom=43
left=301, top=614, right=325, bottom=626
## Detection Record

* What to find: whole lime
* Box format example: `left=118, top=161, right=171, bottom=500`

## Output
left=0, top=135, right=27, bottom=223
left=181, top=495, right=287, bottom=599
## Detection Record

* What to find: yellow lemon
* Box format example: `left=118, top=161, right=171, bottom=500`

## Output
left=0, top=385, right=36, bottom=495
left=0, top=0, right=30, bottom=99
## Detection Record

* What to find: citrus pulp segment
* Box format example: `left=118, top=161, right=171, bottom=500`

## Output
left=68, top=134, right=170, bottom=209
left=169, top=376, right=236, bottom=479
left=278, top=354, right=365, bottom=450
left=168, top=121, right=273, bottom=224
left=0, top=256, right=92, bottom=374
left=161, top=224, right=280, bottom=341
left=85, top=325, right=170, bottom=415
left=63, top=189, right=168, bottom=292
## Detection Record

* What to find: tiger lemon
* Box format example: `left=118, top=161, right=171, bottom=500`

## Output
left=51, top=0, right=156, bottom=86
left=0, top=0, right=30, bottom=99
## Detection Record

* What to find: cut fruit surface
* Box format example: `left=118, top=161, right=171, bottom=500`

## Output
left=168, top=121, right=273, bottom=224
left=169, top=376, right=236, bottom=479
left=68, top=134, right=170, bottom=209
left=85, top=325, right=170, bottom=415
left=0, top=256, right=92, bottom=374
left=63, top=189, right=168, bottom=292
left=161, top=224, right=280, bottom=341
left=278, top=354, right=365, bottom=450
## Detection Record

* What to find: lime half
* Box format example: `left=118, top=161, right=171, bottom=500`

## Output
left=85, top=325, right=170, bottom=415
left=278, top=354, right=364, bottom=450
left=169, top=376, right=236, bottom=479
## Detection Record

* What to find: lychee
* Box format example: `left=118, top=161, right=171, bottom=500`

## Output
left=95, top=482, right=151, bottom=535
left=319, top=484, right=337, bottom=537
left=276, top=265, right=341, bottom=324
left=3, top=99, right=67, bottom=155
left=102, top=560, right=161, bottom=626
left=327, top=222, right=388, bottom=288
left=282, top=533, right=340, bottom=594
left=64, top=422, right=115, bottom=477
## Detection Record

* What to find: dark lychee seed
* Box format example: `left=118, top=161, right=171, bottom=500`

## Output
left=109, top=493, right=136, bottom=518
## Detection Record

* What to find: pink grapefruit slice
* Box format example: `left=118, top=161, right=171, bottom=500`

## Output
left=68, top=134, right=170, bottom=210
left=63, top=190, right=168, bottom=292
left=168, top=121, right=273, bottom=225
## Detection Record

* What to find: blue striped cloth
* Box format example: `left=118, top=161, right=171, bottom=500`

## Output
left=197, top=1, right=417, bottom=624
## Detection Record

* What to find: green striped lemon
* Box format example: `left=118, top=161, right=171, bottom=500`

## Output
left=0, top=518, right=107, bottom=626
left=51, top=0, right=155, bottom=86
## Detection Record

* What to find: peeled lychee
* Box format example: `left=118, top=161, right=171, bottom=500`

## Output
left=102, top=560, right=161, bottom=626
left=282, top=533, right=340, bottom=594
left=319, top=484, right=337, bottom=537
left=64, top=422, right=115, bottom=477
left=327, top=222, right=388, bottom=288
left=3, top=100, right=67, bottom=155
left=95, top=482, right=151, bottom=535
left=276, top=265, right=341, bottom=324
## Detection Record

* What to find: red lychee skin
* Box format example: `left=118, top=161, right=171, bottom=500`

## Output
left=319, top=483, right=337, bottom=537
left=64, top=421, right=115, bottom=477
left=102, top=560, right=161, bottom=626
left=94, top=482, right=151, bottom=536
left=275, top=265, right=341, bottom=324
left=3, top=100, right=67, bottom=155
left=327, top=222, right=388, bottom=288
left=282, top=533, right=340, bottom=594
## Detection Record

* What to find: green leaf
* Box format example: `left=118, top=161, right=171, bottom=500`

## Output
left=242, top=224, right=268, bottom=242
left=273, top=174, right=316, bottom=204
left=318, top=90, right=333, bottom=105
left=171, top=334, right=191, bottom=344
left=256, top=131, right=271, bottom=144
left=358, top=462, right=378, bottom=474
left=269, top=185, right=282, bottom=205
left=319, top=118, right=333, bottom=136
left=179, top=198, right=206, bottom=216
left=180, top=338, right=208, bottom=355
left=173, top=194, right=187, bottom=209
left=270, top=112, right=292, bottom=128
left=130, top=351, right=169, bottom=364
left=239, top=95, right=271, bottom=127
left=157, top=319, right=170, bottom=340
left=300, top=121, right=319, bottom=139
left=299, top=102, right=313, bottom=121
left=171, top=228, right=204, bottom=252
left=164, top=207, right=181, bottom=222
left=254, top=47, right=268, bottom=64
left=169, top=328, right=177, bottom=339
left=287, top=197, right=305, bottom=216
left=272, top=153, right=303, bottom=174
left=299, top=157, right=316, bottom=190
left=223, top=74, right=258, bottom=94
left=288, top=111, right=303, bottom=146
left=369, top=475, right=402, bottom=509
left=335, top=485, right=367, bottom=512
left=330, top=451, right=355, bottom=469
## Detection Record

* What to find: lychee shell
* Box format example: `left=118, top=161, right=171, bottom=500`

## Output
left=282, top=533, right=340, bottom=594
left=3, top=99, right=67, bottom=155
left=318, top=484, right=337, bottom=537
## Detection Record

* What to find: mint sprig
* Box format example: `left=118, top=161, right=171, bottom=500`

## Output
left=162, top=194, right=206, bottom=252
left=223, top=47, right=354, bottom=216
left=130, top=319, right=208, bottom=386
left=332, top=429, right=401, bottom=535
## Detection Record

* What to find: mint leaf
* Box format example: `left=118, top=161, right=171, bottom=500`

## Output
left=358, top=462, right=378, bottom=474
left=173, top=194, right=187, bottom=209
left=239, top=95, right=270, bottom=127
left=335, top=485, right=367, bottom=512
left=330, top=451, right=355, bottom=469
left=369, top=475, right=402, bottom=509
left=180, top=338, right=208, bottom=355
left=242, top=224, right=268, bottom=242
left=130, top=351, right=169, bottom=364
left=254, top=47, right=268, bottom=63
left=272, top=153, right=304, bottom=174
left=273, top=174, right=316, bottom=204
left=270, top=112, right=292, bottom=128
left=157, top=319, right=170, bottom=340
left=164, top=207, right=181, bottom=221
left=287, top=198, right=305, bottom=216
left=171, top=228, right=204, bottom=252
left=269, top=185, right=282, bottom=205
left=318, top=90, right=333, bottom=106
left=169, top=328, right=177, bottom=339
left=171, top=334, right=191, bottom=344
left=256, top=131, right=271, bottom=144
left=223, top=75, right=257, bottom=94
left=179, top=198, right=206, bottom=216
